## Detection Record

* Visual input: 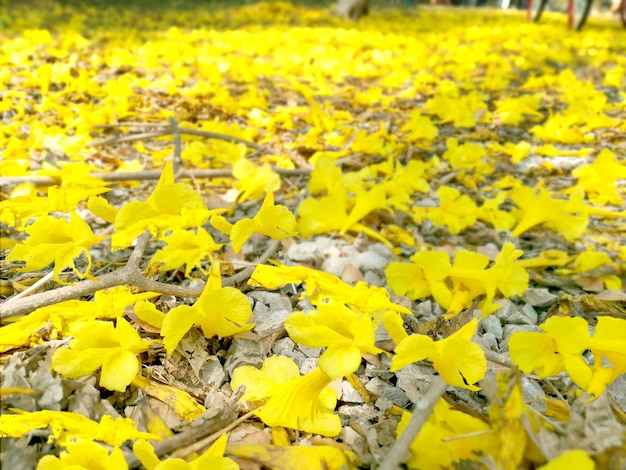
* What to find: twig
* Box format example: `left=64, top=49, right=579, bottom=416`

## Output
left=377, top=376, right=449, bottom=470
left=223, top=239, right=281, bottom=287
left=0, top=167, right=311, bottom=186
left=169, top=118, right=181, bottom=174
left=93, top=123, right=169, bottom=128
left=4, top=271, right=54, bottom=302
left=481, top=348, right=515, bottom=369
left=172, top=409, right=258, bottom=460
left=90, top=126, right=262, bottom=150
left=125, top=387, right=245, bottom=468
left=0, top=232, right=202, bottom=320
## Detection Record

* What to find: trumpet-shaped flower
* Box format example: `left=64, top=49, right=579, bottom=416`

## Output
left=477, top=192, right=516, bottom=231
left=385, top=251, right=452, bottom=307
left=400, top=110, right=439, bottom=144
left=249, top=263, right=411, bottom=316
left=284, top=301, right=382, bottom=379
left=586, top=317, right=626, bottom=397
left=298, top=185, right=391, bottom=246
left=442, top=138, right=488, bottom=172
left=133, top=434, right=238, bottom=470
left=426, top=186, right=478, bottom=235
left=572, top=149, right=626, bottom=206
left=398, top=398, right=497, bottom=469
left=6, top=213, right=103, bottom=283
left=150, top=227, right=223, bottom=277
left=538, top=450, right=595, bottom=470
left=52, top=317, right=151, bottom=392
left=161, top=260, right=254, bottom=353
left=509, top=316, right=592, bottom=390
left=37, top=439, right=128, bottom=470
left=111, top=161, right=218, bottom=249
left=510, top=186, right=588, bottom=240
left=0, top=411, right=158, bottom=446
left=391, top=319, right=486, bottom=390
left=233, top=159, right=281, bottom=203
left=448, top=242, right=528, bottom=317
left=231, top=356, right=340, bottom=437
left=211, top=191, right=298, bottom=253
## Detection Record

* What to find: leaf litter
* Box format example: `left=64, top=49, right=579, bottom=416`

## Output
left=1, top=1, right=625, bottom=469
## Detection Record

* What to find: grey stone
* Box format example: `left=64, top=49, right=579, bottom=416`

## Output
left=519, top=304, right=538, bottom=324
left=337, top=404, right=380, bottom=420
left=394, top=364, right=437, bottom=404
left=480, top=315, right=503, bottom=340
left=414, top=300, right=433, bottom=317
left=364, top=377, right=410, bottom=407
left=375, top=396, right=393, bottom=411
left=478, top=332, right=499, bottom=351
left=369, top=243, right=394, bottom=261
left=299, top=345, right=322, bottom=358
left=342, top=380, right=365, bottom=403
left=340, top=427, right=368, bottom=458
left=504, top=303, right=538, bottom=325
left=300, top=357, right=318, bottom=374
left=521, top=376, right=547, bottom=412
left=493, top=298, right=519, bottom=321
left=523, top=288, right=559, bottom=308
left=223, top=338, right=264, bottom=377
left=363, top=270, right=383, bottom=287
left=354, top=251, right=388, bottom=271
left=287, top=241, right=319, bottom=261
left=321, top=257, right=351, bottom=277
left=253, top=307, right=290, bottom=337
left=272, top=337, right=307, bottom=367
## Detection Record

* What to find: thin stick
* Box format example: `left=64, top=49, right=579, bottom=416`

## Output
left=223, top=239, right=281, bottom=287
left=0, top=168, right=311, bottom=186
left=172, top=409, right=259, bottom=460
left=90, top=126, right=262, bottom=150
left=125, top=388, right=245, bottom=469
left=169, top=118, right=181, bottom=174
left=4, top=271, right=54, bottom=303
left=377, top=376, right=448, bottom=470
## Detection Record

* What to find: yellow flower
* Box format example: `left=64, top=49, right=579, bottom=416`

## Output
left=6, top=213, right=103, bottom=283
left=133, top=434, right=238, bottom=470
left=213, top=191, right=298, bottom=253
left=586, top=317, right=626, bottom=397
left=150, top=228, right=223, bottom=278
left=0, top=411, right=157, bottom=446
left=510, top=186, right=588, bottom=240
left=399, top=398, right=497, bottom=469
left=391, top=319, right=486, bottom=391
left=111, top=161, right=218, bottom=249
left=538, top=450, right=595, bottom=470
left=284, top=300, right=382, bottom=379
left=426, top=186, right=478, bottom=235
left=161, top=260, right=254, bottom=353
left=232, top=159, right=281, bottom=203
left=52, top=317, right=151, bottom=392
left=231, top=356, right=341, bottom=437
left=385, top=251, right=452, bottom=306
left=509, top=316, right=592, bottom=390
left=37, top=439, right=128, bottom=470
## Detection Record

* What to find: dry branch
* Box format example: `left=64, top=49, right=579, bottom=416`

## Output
left=377, top=376, right=449, bottom=470
left=90, top=125, right=262, bottom=150
left=0, top=167, right=311, bottom=186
